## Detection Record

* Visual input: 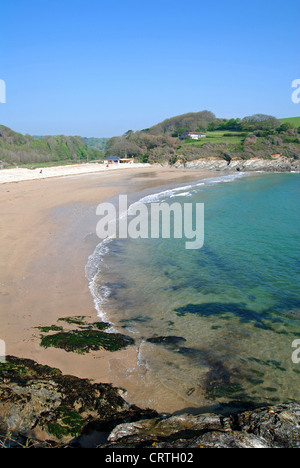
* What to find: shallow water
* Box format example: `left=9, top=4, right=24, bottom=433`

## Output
left=86, top=172, right=300, bottom=412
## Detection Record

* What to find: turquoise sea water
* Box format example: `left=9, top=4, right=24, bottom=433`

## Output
left=87, top=172, right=300, bottom=412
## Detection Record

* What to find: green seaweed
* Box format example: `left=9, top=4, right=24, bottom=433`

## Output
left=40, top=329, right=134, bottom=354
left=37, top=317, right=134, bottom=354
left=58, top=316, right=87, bottom=326
left=0, top=359, right=62, bottom=379
left=249, top=368, right=265, bottom=378
left=47, top=406, right=83, bottom=439
left=262, top=387, right=278, bottom=393
left=206, top=383, right=245, bottom=400
left=88, top=322, right=110, bottom=331
left=246, top=376, right=264, bottom=386
left=265, top=360, right=286, bottom=372
left=35, top=325, right=64, bottom=333
left=0, top=361, right=29, bottom=376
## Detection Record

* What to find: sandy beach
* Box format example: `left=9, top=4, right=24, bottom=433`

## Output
left=0, top=164, right=220, bottom=413
left=0, top=162, right=151, bottom=185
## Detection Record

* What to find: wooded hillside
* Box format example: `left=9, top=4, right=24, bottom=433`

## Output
left=105, top=112, right=300, bottom=164
left=0, top=126, right=104, bottom=166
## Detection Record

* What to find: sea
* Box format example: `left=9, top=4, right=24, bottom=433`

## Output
left=86, top=171, right=300, bottom=413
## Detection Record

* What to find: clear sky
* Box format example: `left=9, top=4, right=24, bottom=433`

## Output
left=0, top=0, right=299, bottom=137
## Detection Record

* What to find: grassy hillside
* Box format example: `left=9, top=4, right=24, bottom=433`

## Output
left=178, top=130, right=300, bottom=162
left=183, top=131, right=246, bottom=146
left=0, top=126, right=105, bottom=166
left=279, top=117, right=300, bottom=127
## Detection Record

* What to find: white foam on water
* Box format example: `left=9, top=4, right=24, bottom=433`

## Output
left=85, top=171, right=250, bottom=321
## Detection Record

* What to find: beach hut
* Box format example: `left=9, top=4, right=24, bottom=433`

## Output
left=104, top=156, right=135, bottom=165
left=104, top=156, right=121, bottom=164
left=119, top=158, right=134, bottom=164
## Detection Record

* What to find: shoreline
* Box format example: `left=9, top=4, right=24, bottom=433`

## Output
left=0, top=165, right=227, bottom=413
left=85, top=169, right=258, bottom=413
left=1, top=154, right=299, bottom=187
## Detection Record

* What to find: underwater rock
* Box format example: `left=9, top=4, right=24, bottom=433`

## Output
left=146, top=336, right=187, bottom=346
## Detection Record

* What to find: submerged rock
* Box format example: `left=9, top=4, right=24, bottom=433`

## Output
left=146, top=336, right=187, bottom=346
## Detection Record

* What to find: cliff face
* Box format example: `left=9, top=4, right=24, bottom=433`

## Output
left=173, top=155, right=300, bottom=172
left=0, top=356, right=300, bottom=448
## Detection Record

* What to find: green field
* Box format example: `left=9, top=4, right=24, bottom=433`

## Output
left=279, top=117, right=300, bottom=127
left=182, top=130, right=248, bottom=148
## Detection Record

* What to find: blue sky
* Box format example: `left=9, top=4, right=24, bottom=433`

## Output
left=0, top=0, right=299, bottom=137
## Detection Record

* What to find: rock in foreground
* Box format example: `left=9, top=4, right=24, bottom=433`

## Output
left=0, top=356, right=299, bottom=448
left=104, top=404, right=300, bottom=448
left=0, top=356, right=156, bottom=446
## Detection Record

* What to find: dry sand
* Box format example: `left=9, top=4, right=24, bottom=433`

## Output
left=0, top=164, right=219, bottom=413
left=0, top=162, right=150, bottom=184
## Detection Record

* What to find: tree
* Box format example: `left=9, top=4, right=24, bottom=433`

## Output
left=123, top=130, right=134, bottom=139
left=147, top=111, right=217, bottom=135
left=105, top=137, right=143, bottom=158
left=277, top=123, right=293, bottom=133
left=241, top=114, right=279, bottom=131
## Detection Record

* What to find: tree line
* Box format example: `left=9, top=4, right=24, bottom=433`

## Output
left=0, top=125, right=104, bottom=165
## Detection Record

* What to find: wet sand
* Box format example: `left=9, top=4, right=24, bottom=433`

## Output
left=0, top=165, right=220, bottom=413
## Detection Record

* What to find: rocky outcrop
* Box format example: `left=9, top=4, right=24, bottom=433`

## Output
left=173, top=155, right=300, bottom=172
left=104, top=404, right=300, bottom=449
left=1, top=356, right=300, bottom=448
left=0, top=356, right=156, bottom=446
